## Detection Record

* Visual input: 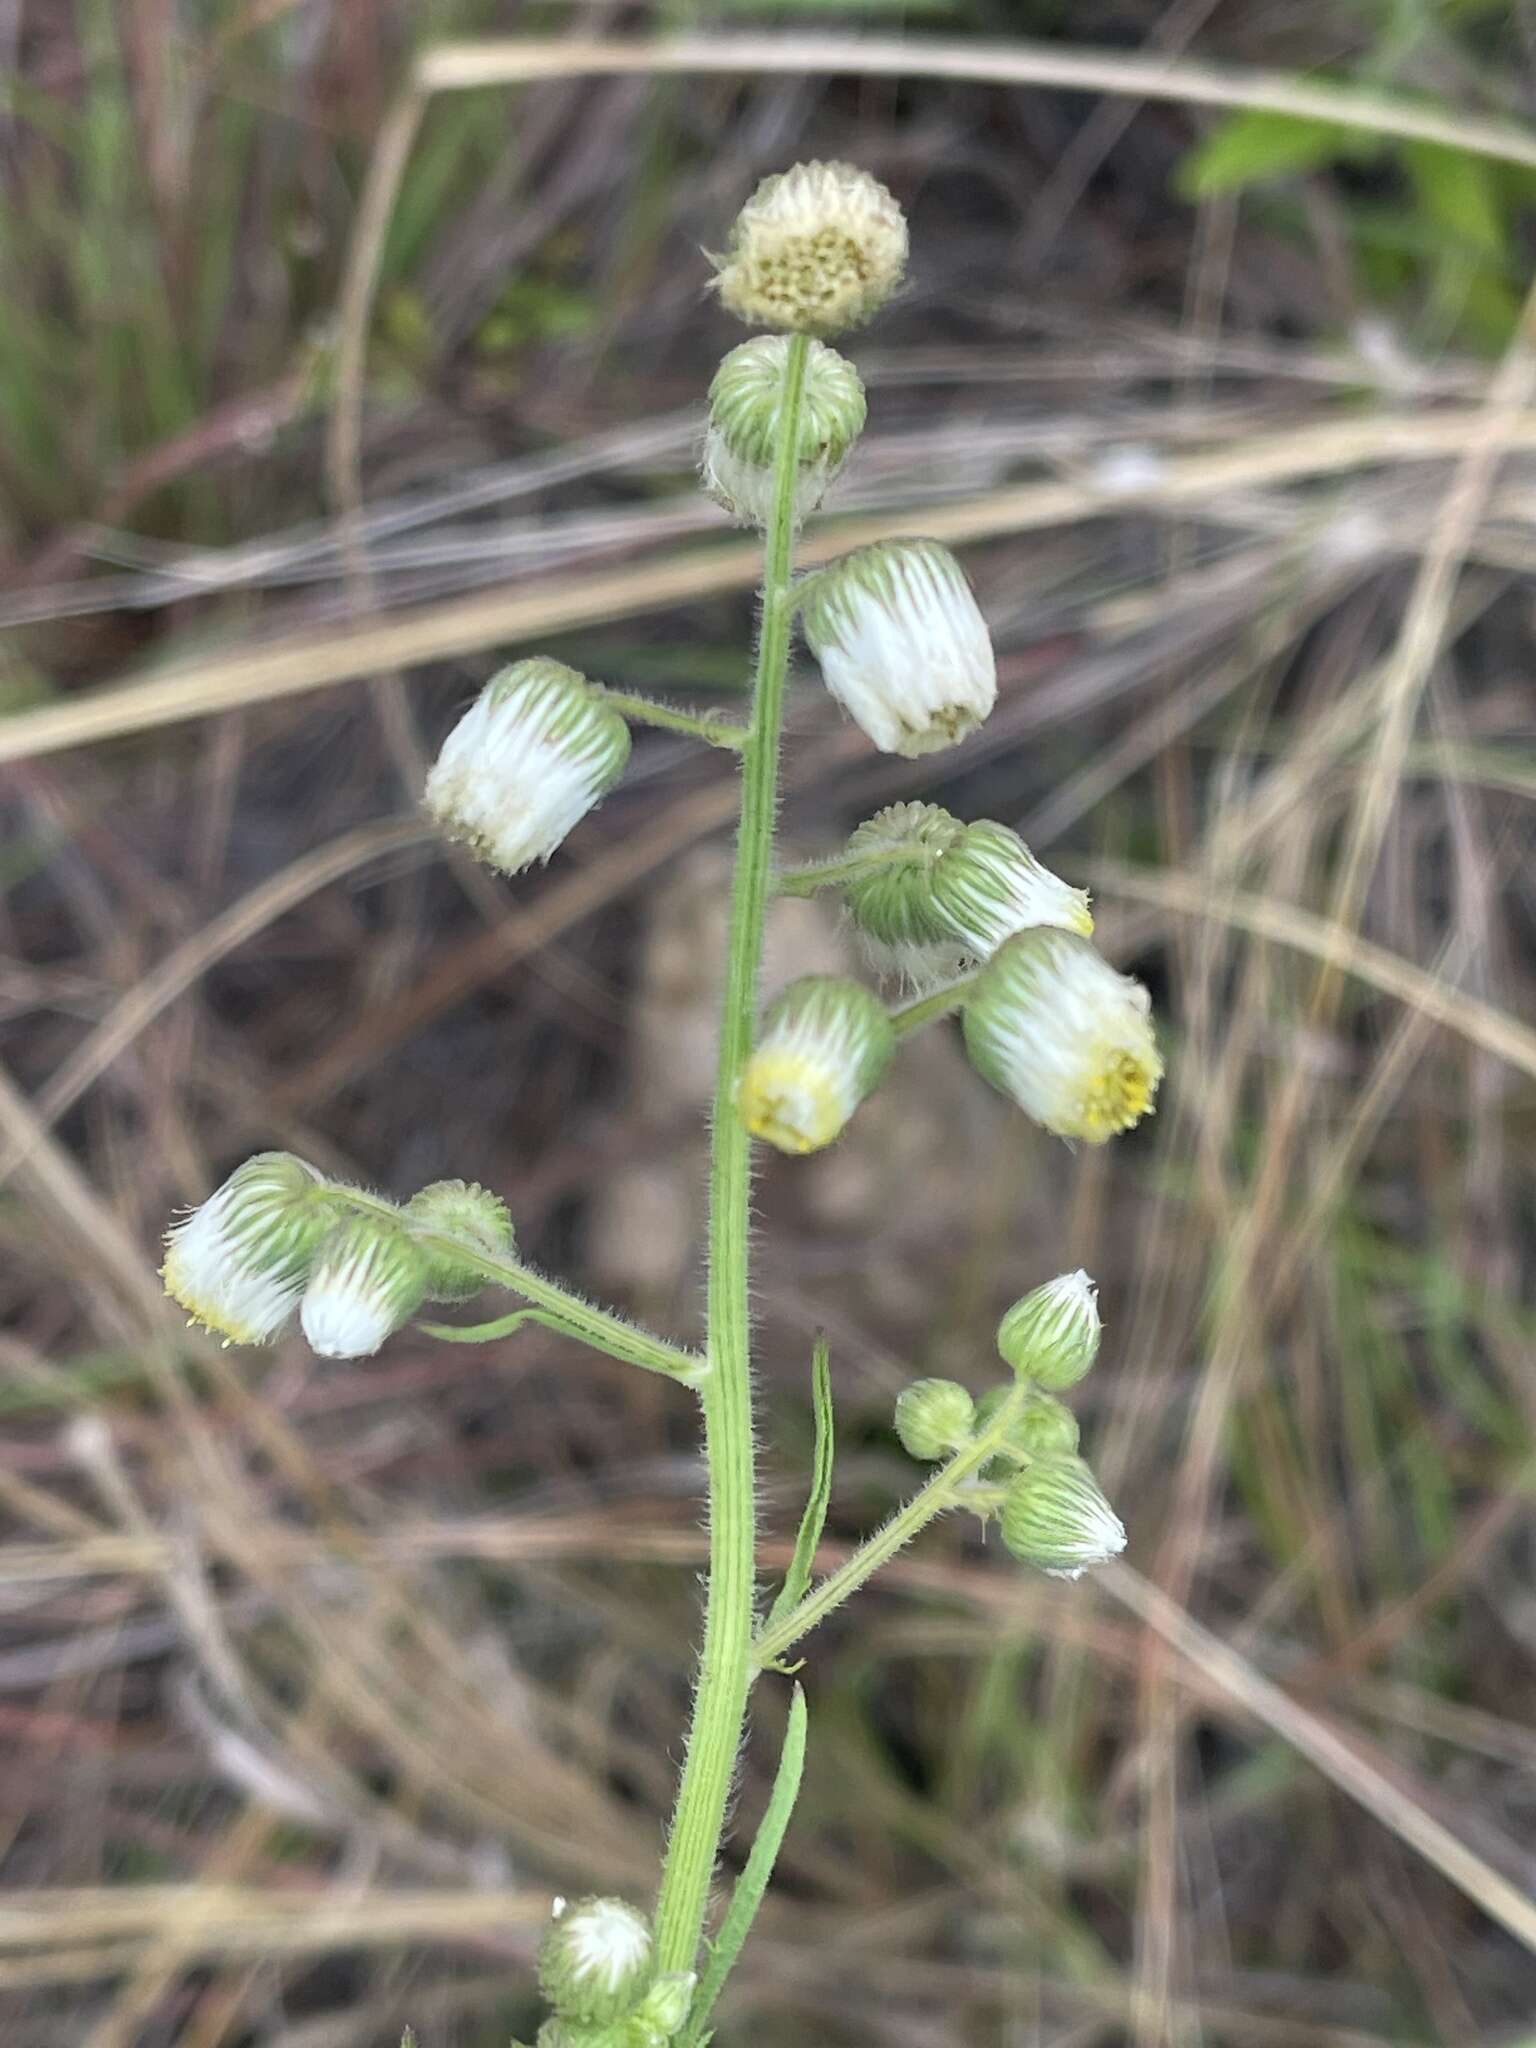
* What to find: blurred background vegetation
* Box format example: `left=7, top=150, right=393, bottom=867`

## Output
left=2, top=2, right=1535, bottom=2044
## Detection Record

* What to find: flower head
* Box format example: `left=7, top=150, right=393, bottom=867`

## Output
left=999, top=1456, right=1126, bottom=1579
left=997, top=1269, right=1101, bottom=1388
left=929, top=821, right=1093, bottom=958
left=538, top=1896, right=654, bottom=2026
left=299, top=1215, right=430, bottom=1360
left=973, top=1384, right=1081, bottom=1462
left=404, top=1178, right=515, bottom=1303
left=894, top=1377, right=976, bottom=1461
left=704, top=335, right=865, bottom=528
left=713, top=160, right=907, bottom=335
left=799, top=540, right=996, bottom=758
left=736, top=975, right=895, bottom=1155
left=423, top=659, right=630, bottom=876
left=162, top=1152, right=333, bottom=1346
left=962, top=929, right=1161, bottom=1143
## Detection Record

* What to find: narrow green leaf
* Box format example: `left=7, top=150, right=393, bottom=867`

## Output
left=1401, top=140, right=1506, bottom=256
left=764, top=1337, right=834, bottom=1630
left=679, top=1687, right=808, bottom=2047
left=1177, top=108, right=1383, bottom=199
left=416, top=1308, right=576, bottom=1345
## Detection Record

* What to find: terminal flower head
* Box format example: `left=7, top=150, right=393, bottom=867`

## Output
left=713, top=160, right=907, bottom=336
left=962, top=929, right=1161, bottom=1143
left=799, top=540, right=996, bottom=758
left=997, top=1269, right=1102, bottom=1388
left=423, top=659, right=630, bottom=877
left=736, top=975, right=895, bottom=1155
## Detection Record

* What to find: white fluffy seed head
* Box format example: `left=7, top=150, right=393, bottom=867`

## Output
left=423, top=659, right=630, bottom=876
left=538, top=1896, right=654, bottom=2025
left=735, top=975, right=896, bottom=1155
left=713, top=160, right=907, bottom=335
left=799, top=540, right=997, bottom=758
left=1000, top=1456, right=1126, bottom=1579
left=962, top=929, right=1161, bottom=1144
left=161, top=1152, right=332, bottom=1346
left=299, top=1216, right=430, bottom=1360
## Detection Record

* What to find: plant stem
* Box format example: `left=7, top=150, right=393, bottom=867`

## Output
left=888, top=974, right=977, bottom=1038
left=653, top=331, right=812, bottom=1977
left=751, top=1379, right=1031, bottom=1668
left=592, top=686, right=749, bottom=749
left=772, top=842, right=926, bottom=896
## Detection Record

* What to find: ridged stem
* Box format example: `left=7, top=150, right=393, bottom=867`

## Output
left=653, top=331, right=812, bottom=1975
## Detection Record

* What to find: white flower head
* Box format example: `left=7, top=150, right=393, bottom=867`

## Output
left=929, top=821, right=1093, bottom=958
left=799, top=540, right=997, bottom=758
left=736, top=975, right=895, bottom=1155
left=962, top=929, right=1161, bottom=1144
left=997, top=1269, right=1101, bottom=1388
left=423, top=659, right=630, bottom=876
left=713, top=160, right=907, bottom=335
left=1000, top=1456, right=1126, bottom=1579
left=704, top=335, right=865, bottom=529
left=539, top=1895, right=654, bottom=2025
left=299, top=1216, right=430, bottom=1360
left=162, top=1152, right=332, bottom=1346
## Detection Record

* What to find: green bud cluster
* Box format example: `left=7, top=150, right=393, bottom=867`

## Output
left=534, top=1899, right=692, bottom=2046
left=161, top=1152, right=518, bottom=1357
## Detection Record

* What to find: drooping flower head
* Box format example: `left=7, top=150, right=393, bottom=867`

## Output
left=962, top=929, right=1161, bottom=1143
left=736, top=975, right=895, bottom=1155
left=403, top=1178, right=515, bottom=1303
left=299, top=1214, right=430, bottom=1360
left=799, top=540, right=997, bottom=758
left=423, top=659, right=631, bottom=877
left=704, top=334, right=866, bottom=529
left=929, top=820, right=1093, bottom=958
left=999, top=1456, right=1126, bottom=1579
left=538, top=1896, right=655, bottom=2027
left=997, top=1268, right=1102, bottom=1388
left=713, top=160, right=907, bottom=335
left=162, top=1152, right=333, bottom=1346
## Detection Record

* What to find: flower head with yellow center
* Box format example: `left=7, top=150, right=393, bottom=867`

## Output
left=962, top=929, right=1161, bottom=1143
left=713, top=160, right=907, bottom=336
left=736, top=975, right=895, bottom=1155
left=161, top=1151, right=333, bottom=1346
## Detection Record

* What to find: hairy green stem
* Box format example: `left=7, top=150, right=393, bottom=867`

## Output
left=654, top=330, right=812, bottom=1976
left=888, top=974, right=978, bottom=1038
left=772, top=841, right=926, bottom=896
left=592, top=686, right=749, bottom=749
left=752, top=1378, right=1031, bottom=1668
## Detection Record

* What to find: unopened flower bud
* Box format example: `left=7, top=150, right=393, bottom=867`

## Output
left=713, top=160, right=907, bottom=335
left=736, top=976, right=895, bottom=1155
left=999, top=1456, right=1126, bottom=1579
left=997, top=1269, right=1101, bottom=1388
left=973, top=1385, right=1081, bottom=1461
left=704, top=336, right=865, bottom=528
left=962, top=930, right=1161, bottom=1143
left=404, top=1179, right=515, bottom=1303
left=161, top=1152, right=333, bottom=1346
left=630, top=1971, right=695, bottom=2041
left=299, top=1215, right=430, bottom=1360
left=799, top=540, right=996, bottom=758
left=894, top=1377, right=975, bottom=1461
left=539, top=1897, right=654, bottom=2026
left=929, top=821, right=1092, bottom=958
left=424, top=659, right=630, bottom=877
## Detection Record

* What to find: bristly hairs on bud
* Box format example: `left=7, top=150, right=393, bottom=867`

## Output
left=998, top=1455, right=1126, bottom=1579
left=735, top=975, right=896, bottom=1155
left=712, top=160, right=907, bottom=336
left=928, top=820, right=1093, bottom=958
left=962, top=928, right=1162, bottom=1143
left=404, top=1178, right=515, bottom=1303
left=538, top=1897, right=655, bottom=2027
left=161, top=1151, right=334, bottom=1347
left=704, top=335, right=865, bottom=529
left=299, top=1213, right=431, bottom=1360
left=423, top=658, right=631, bottom=877
left=798, top=539, right=997, bottom=759
left=894, top=1378, right=976, bottom=1461
left=997, top=1269, right=1102, bottom=1388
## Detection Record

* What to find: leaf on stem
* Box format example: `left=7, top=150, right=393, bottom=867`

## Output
left=764, top=1336, right=834, bottom=1631
left=679, top=1686, right=808, bottom=2047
